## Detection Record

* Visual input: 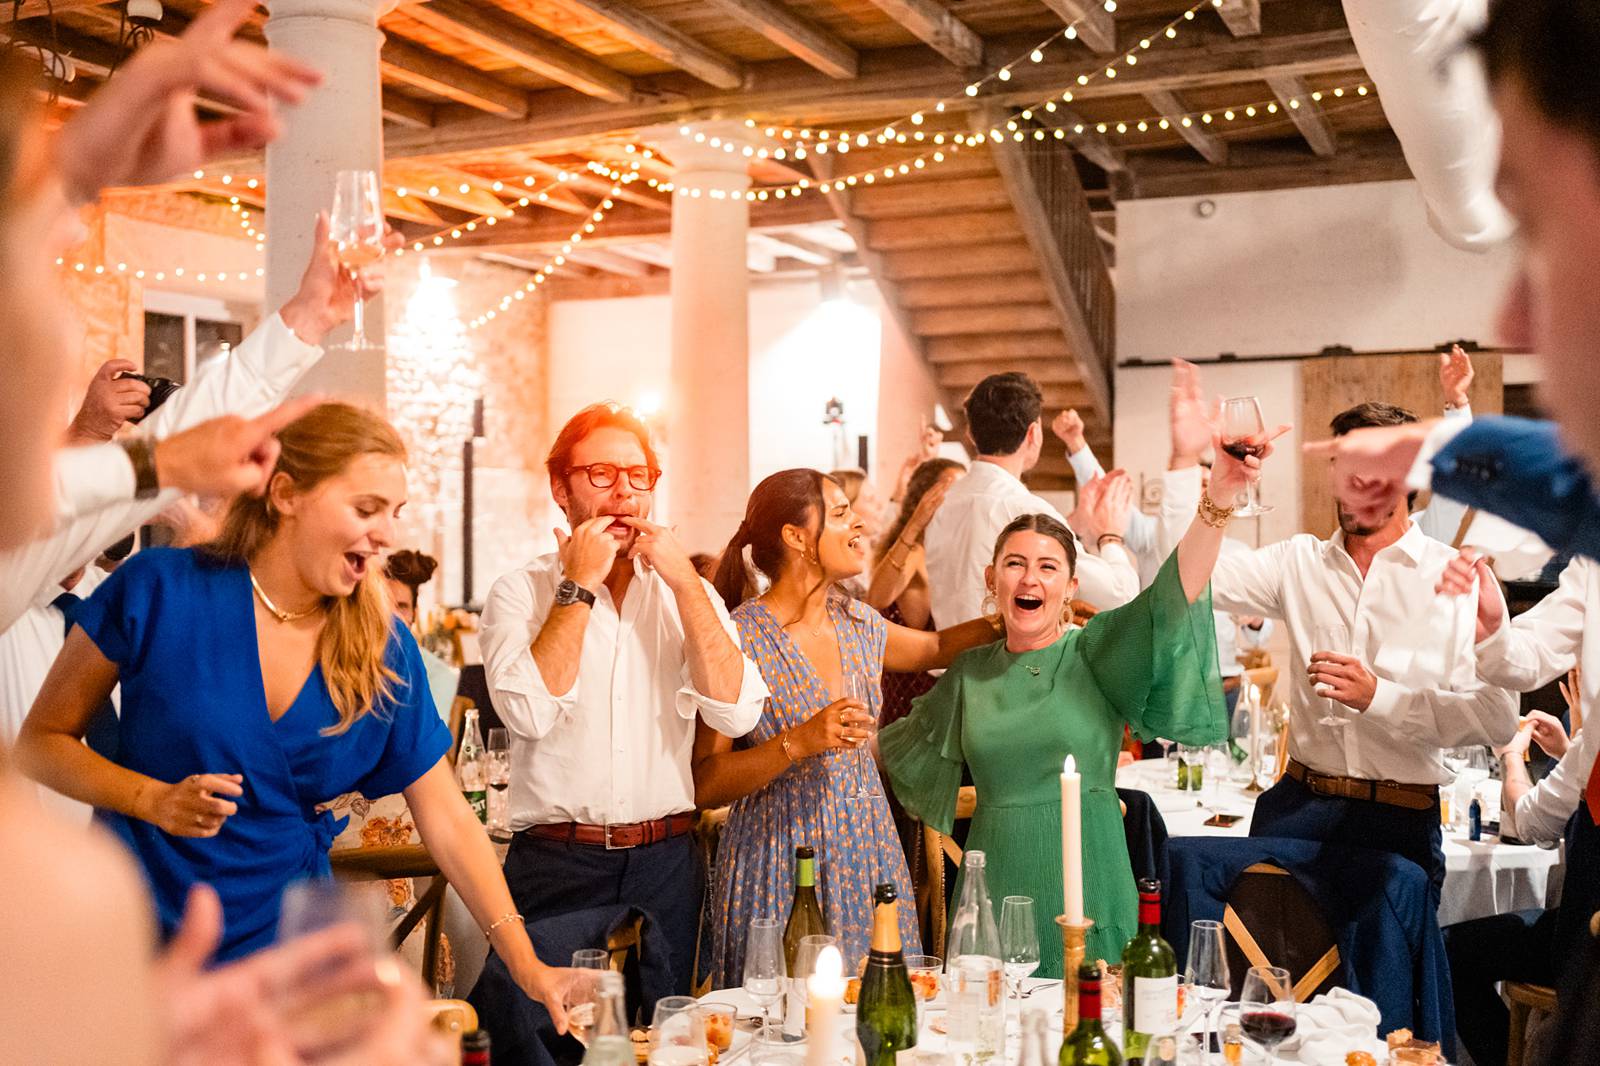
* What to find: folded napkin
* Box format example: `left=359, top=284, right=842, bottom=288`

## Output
left=1276, top=988, right=1388, bottom=1063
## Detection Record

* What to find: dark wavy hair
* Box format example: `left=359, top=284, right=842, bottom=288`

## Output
left=712, top=469, right=837, bottom=612
left=964, top=372, right=1042, bottom=455
left=878, top=458, right=965, bottom=560
left=384, top=549, right=438, bottom=597
left=991, top=513, right=1079, bottom=574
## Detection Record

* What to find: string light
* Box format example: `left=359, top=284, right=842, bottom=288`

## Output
left=465, top=187, right=623, bottom=331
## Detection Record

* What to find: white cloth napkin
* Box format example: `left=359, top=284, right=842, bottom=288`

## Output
left=1275, top=988, right=1387, bottom=1063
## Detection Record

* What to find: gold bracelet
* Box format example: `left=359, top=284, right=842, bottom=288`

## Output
left=1196, top=493, right=1234, bottom=529
left=887, top=545, right=912, bottom=570
left=485, top=912, right=525, bottom=937
left=780, top=730, right=797, bottom=763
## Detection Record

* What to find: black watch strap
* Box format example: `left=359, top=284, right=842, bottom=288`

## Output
left=555, top=578, right=597, bottom=608
left=121, top=437, right=160, bottom=500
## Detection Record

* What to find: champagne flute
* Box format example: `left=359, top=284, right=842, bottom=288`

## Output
left=486, top=727, right=511, bottom=830
left=743, top=917, right=787, bottom=1031
left=1184, top=920, right=1230, bottom=1065
left=1311, top=623, right=1353, bottom=727
left=843, top=671, right=880, bottom=800
left=1219, top=396, right=1273, bottom=516
left=275, top=879, right=391, bottom=1043
left=328, top=169, right=386, bottom=353
left=998, top=896, right=1039, bottom=1000
left=1240, top=966, right=1297, bottom=1065
left=650, top=997, right=709, bottom=1066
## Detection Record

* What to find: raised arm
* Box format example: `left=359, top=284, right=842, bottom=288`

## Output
left=883, top=618, right=1000, bottom=674
left=866, top=479, right=949, bottom=614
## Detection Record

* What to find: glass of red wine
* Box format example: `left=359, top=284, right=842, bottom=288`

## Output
left=1240, top=966, right=1297, bottom=1064
left=1219, top=396, right=1272, bottom=517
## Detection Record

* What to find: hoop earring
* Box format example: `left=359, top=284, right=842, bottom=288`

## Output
left=981, top=590, right=1000, bottom=627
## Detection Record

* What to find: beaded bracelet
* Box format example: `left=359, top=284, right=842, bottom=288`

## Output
left=486, top=912, right=525, bottom=937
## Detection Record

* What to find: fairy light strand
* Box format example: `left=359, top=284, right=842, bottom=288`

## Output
left=464, top=185, right=624, bottom=331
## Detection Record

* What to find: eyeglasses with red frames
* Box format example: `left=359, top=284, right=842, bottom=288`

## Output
left=568, top=463, right=663, bottom=491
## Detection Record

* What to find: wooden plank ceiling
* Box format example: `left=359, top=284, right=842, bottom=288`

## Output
left=16, top=0, right=1409, bottom=487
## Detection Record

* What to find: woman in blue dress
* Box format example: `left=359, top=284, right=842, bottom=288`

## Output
left=696, top=469, right=996, bottom=986
left=18, top=402, right=579, bottom=1022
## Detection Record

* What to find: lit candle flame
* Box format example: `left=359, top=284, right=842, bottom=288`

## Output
left=1063, top=755, right=1077, bottom=775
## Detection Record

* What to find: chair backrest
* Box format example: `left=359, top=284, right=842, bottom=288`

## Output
left=1222, top=863, right=1342, bottom=1002
left=1070, top=599, right=1099, bottom=627
left=428, top=998, right=478, bottom=1037
left=1242, top=666, right=1278, bottom=711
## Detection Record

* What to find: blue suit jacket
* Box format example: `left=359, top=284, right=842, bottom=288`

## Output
left=1430, top=416, right=1600, bottom=560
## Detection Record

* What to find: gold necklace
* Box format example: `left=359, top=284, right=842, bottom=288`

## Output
left=249, top=570, right=325, bottom=623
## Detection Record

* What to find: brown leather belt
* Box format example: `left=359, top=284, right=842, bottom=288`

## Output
left=523, top=813, right=697, bottom=850
left=1284, top=759, right=1439, bottom=812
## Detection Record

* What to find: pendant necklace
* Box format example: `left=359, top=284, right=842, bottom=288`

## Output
left=250, top=570, right=325, bottom=624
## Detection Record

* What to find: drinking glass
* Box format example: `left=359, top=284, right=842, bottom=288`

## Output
left=904, top=954, right=942, bottom=1028
left=1311, top=623, right=1353, bottom=727
left=793, top=933, right=839, bottom=1011
left=753, top=1023, right=807, bottom=1066
left=563, top=948, right=609, bottom=1044
left=328, top=168, right=386, bottom=353
left=843, top=671, right=880, bottom=799
left=275, top=879, right=392, bottom=1045
left=998, top=895, right=1039, bottom=999
left=1184, top=920, right=1230, bottom=1066
left=649, top=997, right=709, bottom=1066
left=743, top=917, right=787, bottom=1030
left=1240, top=966, right=1297, bottom=1064
left=1219, top=396, right=1272, bottom=516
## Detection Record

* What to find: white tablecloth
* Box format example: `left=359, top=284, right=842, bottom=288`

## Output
left=1115, top=758, right=1563, bottom=926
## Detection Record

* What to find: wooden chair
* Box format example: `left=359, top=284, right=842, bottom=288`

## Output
left=330, top=843, right=451, bottom=991
left=1505, top=981, right=1558, bottom=1066
left=1242, top=666, right=1278, bottom=713
left=1221, top=863, right=1341, bottom=1002
left=428, top=998, right=478, bottom=1038
left=1069, top=599, right=1099, bottom=627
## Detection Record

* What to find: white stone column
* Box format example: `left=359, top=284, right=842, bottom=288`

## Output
left=265, top=0, right=389, bottom=404
left=666, top=126, right=752, bottom=555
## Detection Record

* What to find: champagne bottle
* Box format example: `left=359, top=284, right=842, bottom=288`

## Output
left=1120, top=879, right=1178, bottom=1064
left=1059, top=963, right=1122, bottom=1066
left=457, top=708, right=488, bottom=823
left=857, top=884, right=918, bottom=1066
left=947, top=850, right=1002, bottom=1063
left=583, top=971, right=634, bottom=1066
left=782, top=846, right=828, bottom=1038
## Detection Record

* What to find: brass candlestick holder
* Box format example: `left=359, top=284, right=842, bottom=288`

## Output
left=1055, top=915, right=1095, bottom=1029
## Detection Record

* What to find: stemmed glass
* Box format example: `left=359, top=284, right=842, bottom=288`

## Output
left=649, top=997, right=709, bottom=1066
left=1219, top=396, right=1273, bottom=517
left=1241, top=966, right=1297, bottom=1065
left=566, top=948, right=610, bottom=1045
left=843, top=672, right=880, bottom=800
left=1184, top=920, right=1230, bottom=1065
left=792, top=934, right=839, bottom=1035
left=486, top=727, right=511, bottom=831
left=1311, top=623, right=1353, bottom=727
left=743, top=917, right=787, bottom=1031
left=999, top=896, right=1040, bottom=999
left=328, top=168, right=386, bottom=353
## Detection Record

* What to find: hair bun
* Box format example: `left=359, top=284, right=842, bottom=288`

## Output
left=385, top=549, right=439, bottom=586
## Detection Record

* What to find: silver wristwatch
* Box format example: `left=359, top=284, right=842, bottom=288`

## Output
left=554, top=578, right=596, bottom=608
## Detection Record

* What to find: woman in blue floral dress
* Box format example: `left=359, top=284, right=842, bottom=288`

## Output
left=696, top=469, right=997, bottom=987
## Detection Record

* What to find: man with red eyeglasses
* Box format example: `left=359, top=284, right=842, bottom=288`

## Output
left=480, top=402, right=767, bottom=1005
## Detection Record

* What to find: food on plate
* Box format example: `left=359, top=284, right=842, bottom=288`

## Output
left=701, top=1006, right=735, bottom=1052
left=1344, top=1052, right=1376, bottom=1066
left=908, top=970, right=941, bottom=1001
left=844, top=977, right=861, bottom=1005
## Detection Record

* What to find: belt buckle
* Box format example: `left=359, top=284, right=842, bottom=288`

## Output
left=603, top=823, right=625, bottom=851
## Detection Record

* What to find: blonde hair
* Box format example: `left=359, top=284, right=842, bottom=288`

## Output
left=208, top=402, right=407, bottom=735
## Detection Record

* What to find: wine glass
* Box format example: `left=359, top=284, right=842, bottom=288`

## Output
left=1219, top=396, right=1272, bottom=517
left=564, top=948, right=609, bottom=1044
left=328, top=168, right=386, bottom=353
left=743, top=917, right=786, bottom=1030
left=275, top=879, right=391, bottom=1041
left=842, top=671, right=880, bottom=800
left=1241, top=966, right=1297, bottom=1064
left=649, top=997, right=709, bottom=1066
left=1311, top=623, right=1353, bottom=727
left=486, top=727, right=511, bottom=831
left=999, top=896, right=1040, bottom=999
left=1184, top=920, right=1230, bottom=1065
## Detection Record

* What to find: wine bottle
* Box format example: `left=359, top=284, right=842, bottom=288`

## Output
left=947, top=850, right=1002, bottom=1063
left=583, top=971, right=634, bottom=1066
left=1059, top=963, right=1122, bottom=1066
left=457, top=708, right=488, bottom=823
left=857, top=884, right=918, bottom=1066
left=1120, top=879, right=1178, bottom=1064
left=462, top=1029, right=492, bottom=1066
left=783, top=846, right=829, bottom=1038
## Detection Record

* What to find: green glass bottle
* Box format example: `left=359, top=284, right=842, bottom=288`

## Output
left=782, top=845, right=828, bottom=972
left=1060, top=963, right=1122, bottom=1066
left=1120, top=879, right=1178, bottom=1064
left=856, top=883, right=918, bottom=1066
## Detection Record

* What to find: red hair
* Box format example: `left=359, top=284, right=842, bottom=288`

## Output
left=545, top=403, right=660, bottom=481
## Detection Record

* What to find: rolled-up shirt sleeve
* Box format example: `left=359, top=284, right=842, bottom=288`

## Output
left=480, top=568, right=577, bottom=741
left=1474, top=557, right=1585, bottom=691
left=1507, top=722, right=1598, bottom=845
left=674, top=578, right=767, bottom=736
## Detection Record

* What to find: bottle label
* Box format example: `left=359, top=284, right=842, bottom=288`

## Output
left=464, top=789, right=487, bottom=823
left=1131, top=974, right=1179, bottom=1034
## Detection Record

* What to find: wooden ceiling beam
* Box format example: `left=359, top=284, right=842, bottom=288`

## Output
left=703, top=0, right=858, bottom=80
left=1115, top=129, right=1408, bottom=199
left=566, top=247, right=654, bottom=277
left=0, top=0, right=113, bottom=23
left=438, top=193, right=833, bottom=249
left=757, top=231, right=843, bottom=265
left=1142, top=88, right=1227, bottom=164
left=397, top=0, right=634, bottom=103
left=541, top=0, right=744, bottom=89
left=1265, top=73, right=1337, bottom=157
left=383, top=91, right=436, bottom=129
left=1054, top=108, right=1127, bottom=173
left=1215, top=0, right=1262, bottom=37
left=515, top=157, right=670, bottom=212
left=380, top=38, right=528, bottom=117
left=860, top=0, right=983, bottom=68
left=1037, top=0, right=1116, bottom=54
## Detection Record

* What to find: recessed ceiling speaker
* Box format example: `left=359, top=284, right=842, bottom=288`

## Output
left=127, top=0, right=164, bottom=24
left=1194, top=199, right=1217, bottom=219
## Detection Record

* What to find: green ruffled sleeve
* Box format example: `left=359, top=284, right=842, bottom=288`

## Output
left=879, top=665, right=967, bottom=836
left=1078, top=551, right=1227, bottom=746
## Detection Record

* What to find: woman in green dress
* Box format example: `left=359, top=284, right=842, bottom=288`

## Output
left=880, top=414, right=1279, bottom=972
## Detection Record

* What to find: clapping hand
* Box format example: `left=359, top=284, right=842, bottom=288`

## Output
left=901, top=478, right=951, bottom=544
left=1440, top=344, right=1474, bottom=410
left=1052, top=409, right=1088, bottom=454
left=1168, top=360, right=1215, bottom=462
left=1090, top=469, right=1134, bottom=541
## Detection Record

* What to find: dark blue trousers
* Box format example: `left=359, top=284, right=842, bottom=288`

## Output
left=1443, top=908, right=1555, bottom=1066
left=503, top=829, right=702, bottom=995
left=1249, top=774, right=1446, bottom=898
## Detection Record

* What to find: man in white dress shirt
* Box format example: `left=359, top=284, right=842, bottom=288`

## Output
left=925, top=371, right=1139, bottom=628
left=481, top=403, right=766, bottom=993
left=1212, top=401, right=1518, bottom=899
left=1437, top=553, right=1600, bottom=1066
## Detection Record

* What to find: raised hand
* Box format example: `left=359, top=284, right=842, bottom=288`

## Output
left=1209, top=426, right=1288, bottom=508
left=1067, top=473, right=1108, bottom=541
left=1052, top=408, right=1088, bottom=454
left=1302, top=422, right=1434, bottom=527
left=1434, top=547, right=1505, bottom=643
left=1440, top=344, right=1475, bottom=410
left=1524, top=709, right=1571, bottom=759
left=153, top=394, right=325, bottom=499
left=554, top=516, right=621, bottom=592
left=1091, top=468, right=1134, bottom=540
left=902, top=478, right=951, bottom=544
left=279, top=213, right=405, bottom=347
left=141, top=772, right=243, bottom=837
left=69, top=359, right=151, bottom=443
left=622, top=517, right=700, bottom=592
left=1168, top=359, right=1216, bottom=462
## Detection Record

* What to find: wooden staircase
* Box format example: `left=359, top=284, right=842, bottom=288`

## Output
left=821, top=136, right=1116, bottom=491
